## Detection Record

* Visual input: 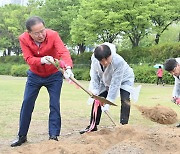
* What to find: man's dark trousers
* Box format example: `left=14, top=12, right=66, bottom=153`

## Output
left=18, top=70, right=63, bottom=137
left=90, top=89, right=130, bottom=125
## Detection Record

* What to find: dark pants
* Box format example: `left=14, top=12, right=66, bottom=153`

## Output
left=18, top=70, right=63, bottom=137
left=90, top=89, right=130, bottom=125
left=157, top=77, right=163, bottom=85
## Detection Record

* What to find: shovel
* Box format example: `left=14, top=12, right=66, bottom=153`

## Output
left=46, top=58, right=117, bottom=106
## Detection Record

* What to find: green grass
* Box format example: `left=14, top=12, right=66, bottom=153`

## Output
left=0, top=75, right=180, bottom=140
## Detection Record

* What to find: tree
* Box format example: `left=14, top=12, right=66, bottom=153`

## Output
left=0, top=4, right=25, bottom=55
left=0, top=1, right=40, bottom=55
left=71, top=0, right=151, bottom=48
left=149, top=0, right=180, bottom=44
left=118, top=0, right=151, bottom=47
left=37, top=0, right=80, bottom=44
left=71, top=0, right=121, bottom=46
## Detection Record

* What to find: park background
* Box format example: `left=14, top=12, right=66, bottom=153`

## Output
left=0, top=0, right=180, bottom=84
left=0, top=0, right=180, bottom=153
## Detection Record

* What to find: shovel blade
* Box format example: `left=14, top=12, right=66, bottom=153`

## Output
left=92, top=95, right=117, bottom=106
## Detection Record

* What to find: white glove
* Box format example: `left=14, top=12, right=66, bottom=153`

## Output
left=41, top=56, right=54, bottom=64
left=101, top=104, right=110, bottom=112
left=63, top=68, right=74, bottom=79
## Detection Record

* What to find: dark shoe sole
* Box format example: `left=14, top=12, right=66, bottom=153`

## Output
left=49, top=136, right=58, bottom=141
left=79, top=127, right=97, bottom=134
left=176, top=124, right=180, bottom=128
left=79, top=130, right=88, bottom=134
left=11, top=139, right=27, bottom=147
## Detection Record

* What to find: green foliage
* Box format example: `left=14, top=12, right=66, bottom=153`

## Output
left=133, top=64, right=157, bottom=83
left=149, top=0, right=180, bottom=44
left=0, top=56, right=25, bottom=64
left=0, top=4, right=31, bottom=50
left=73, top=68, right=90, bottom=81
left=132, top=64, right=174, bottom=84
left=118, top=47, right=149, bottom=64
left=71, top=0, right=152, bottom=47
left=118, top=42, right=180, bottom=64
left=71, top=52, right=92, bottom=65
left=160, top=23, right=180, bottom=43
left=0, top=64, right=12, bottom=75
left=11, top=64, right=29, bottom=77
left=37, top=0, right=80, bottom=44
left=81, top=70, right=91, bottom=81
left=149, top=42, right=180, bottom=62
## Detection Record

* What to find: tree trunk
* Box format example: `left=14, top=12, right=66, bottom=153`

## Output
left=78, top=43, right=86, bottom=54
left=3, top=50, right=7, bottom=56
left=155, top=33, right=160, bottom=44
left=17, top=47, right=22, bottom=55
left=13, top=46, right=21, bottom=56
left=7, top=47, right=12, bottom=56
left=129, top=36, right=140, bottom=48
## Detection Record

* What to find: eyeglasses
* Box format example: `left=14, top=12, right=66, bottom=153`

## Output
left=31, top=28, right=46, bottom=37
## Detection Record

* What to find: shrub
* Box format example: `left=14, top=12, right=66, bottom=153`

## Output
left=149, top=42, right=180, bottom=63
left=0, top=56, right=25, bottom=64
left=132, top=64, right=174, bottom=84
left=0, top=63, right=12, bottom=75
left=11, top=64, right=29, bottom=77
left=73, top=68, right=90, bottom=80
left=71, top=52, right=92, bottom=65
left=117, top=42, right=180, bottom=64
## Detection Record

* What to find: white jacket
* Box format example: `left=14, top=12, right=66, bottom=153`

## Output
left=173, top=58, right=180, bottom=97
left=89, top=43, right=134, bottom=102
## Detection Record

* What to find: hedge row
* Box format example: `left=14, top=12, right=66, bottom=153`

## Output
left=0, top=55, right=25, bottom=64
left=0, top=63, right=174, bottom=84
left=132, top=64, right=174, bottom=84
left=0, top=63, right=90, bottom=80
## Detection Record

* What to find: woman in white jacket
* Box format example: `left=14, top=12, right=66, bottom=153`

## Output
left=80, top=42, right=134, bottom=134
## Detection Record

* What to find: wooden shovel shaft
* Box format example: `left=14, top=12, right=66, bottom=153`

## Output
left=46, top=58, right=93, bottom=97
left=45, top=58, right=117, bottom=106
left=69, top=76, right=93, bottom=97
left=104, top=111, right=116, bottom=126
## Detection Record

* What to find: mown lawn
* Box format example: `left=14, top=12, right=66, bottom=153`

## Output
left=0, top=75, right=180, bottom=141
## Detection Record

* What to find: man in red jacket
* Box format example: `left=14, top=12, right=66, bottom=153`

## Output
left=11, top=16, right=73, bottom=147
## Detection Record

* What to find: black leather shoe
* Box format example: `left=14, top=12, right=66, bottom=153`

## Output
left=79, top=125, right=97, bottom=134
left=176, top=123, right=180, bottom=128
left=11, top=136, right=27, bottom=147
left=49, top=135, right=58, bottom=141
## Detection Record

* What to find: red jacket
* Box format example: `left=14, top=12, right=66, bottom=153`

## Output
left=19, top=29, right=73, bottom=77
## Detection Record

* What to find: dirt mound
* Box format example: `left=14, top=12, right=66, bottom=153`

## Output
left=135, top=104, right=178, bottom=124
left=4, top=125, right=180, bottom=154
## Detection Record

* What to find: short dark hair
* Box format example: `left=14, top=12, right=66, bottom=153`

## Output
left=164, top=58, right=178, bottom=72
left=94, top=45, right=111, bottom=61
left=26, top=16, right=45, bottom=31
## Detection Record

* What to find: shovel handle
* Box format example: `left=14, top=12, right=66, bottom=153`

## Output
left=45, top=58, right=117, bottom=106
left=69, top=76, right=93, bottom=97
left=104, top=111, right=116, bottom=126
left=45, top=58, right=93, bottom=97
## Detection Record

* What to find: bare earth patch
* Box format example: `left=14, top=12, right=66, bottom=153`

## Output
left=1, top=105, right=180, bottom=154
left=135, top=104, right=178, bottom=124
left=1, top=124, right=180, bottom=154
